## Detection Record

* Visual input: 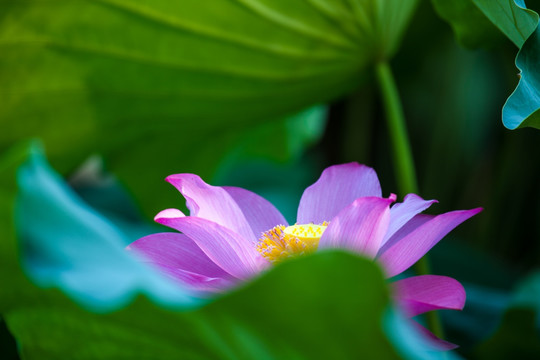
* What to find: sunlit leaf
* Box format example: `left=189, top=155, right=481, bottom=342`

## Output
left=0, top=0, right=418, bottom=214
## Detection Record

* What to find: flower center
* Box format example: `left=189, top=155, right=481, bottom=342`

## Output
left=256, top=223, right=328, bottom=264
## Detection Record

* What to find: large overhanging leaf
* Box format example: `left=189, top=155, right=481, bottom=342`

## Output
left=430, top=0, right=540, bottom=130
left=0, top=0, right=418, bottom=213
left=0, top=143, right=451, bottom=359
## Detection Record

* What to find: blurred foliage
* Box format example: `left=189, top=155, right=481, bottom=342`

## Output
left=473, top=308, right=540, bottom=359
left=1, top=0, right=540, bottom=358
left=4, top=248, right=406, bottom=360
left=472, top=270, right=540, bottom=358
left=430, top=0, right=540, bottom=129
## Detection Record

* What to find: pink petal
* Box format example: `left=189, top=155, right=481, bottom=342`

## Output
left=382, top=194, right=437, bottom=247
left=223, top=186, right=288, bottom=240
left=155, top=208, right=186, bottom=219
left=127, top=232, right=236, bottom=280
left=155, top=214, right=268, bottom=280
left=166, top=174, right=256, bottom=242
left=377, top=208, right=482, bottom=277
left=392, top=275, right=466, bottom=318
left=318, top=196, right=393, bottom=258
left=411, top=322, right=459, bottom=351
left=297, top=163, right=382, bottom=224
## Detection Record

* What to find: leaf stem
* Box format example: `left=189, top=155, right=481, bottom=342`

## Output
left=375, top=62, right=418, bottom=195
left=374, top=61, right=444, bottom=339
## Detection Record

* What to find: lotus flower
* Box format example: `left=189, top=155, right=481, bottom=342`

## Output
left=128, top=163, right=481, bottom=349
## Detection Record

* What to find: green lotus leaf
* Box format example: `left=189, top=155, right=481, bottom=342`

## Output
left=0, top=0, right=418, bottom=213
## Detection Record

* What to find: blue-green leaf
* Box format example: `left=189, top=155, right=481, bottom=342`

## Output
left=9, top=141, right=198, bottom=312
left=502, top=23, right=540, bottom=129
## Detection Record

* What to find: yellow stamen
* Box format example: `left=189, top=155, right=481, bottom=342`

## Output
left=256, top=223, right=328, bottom=264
